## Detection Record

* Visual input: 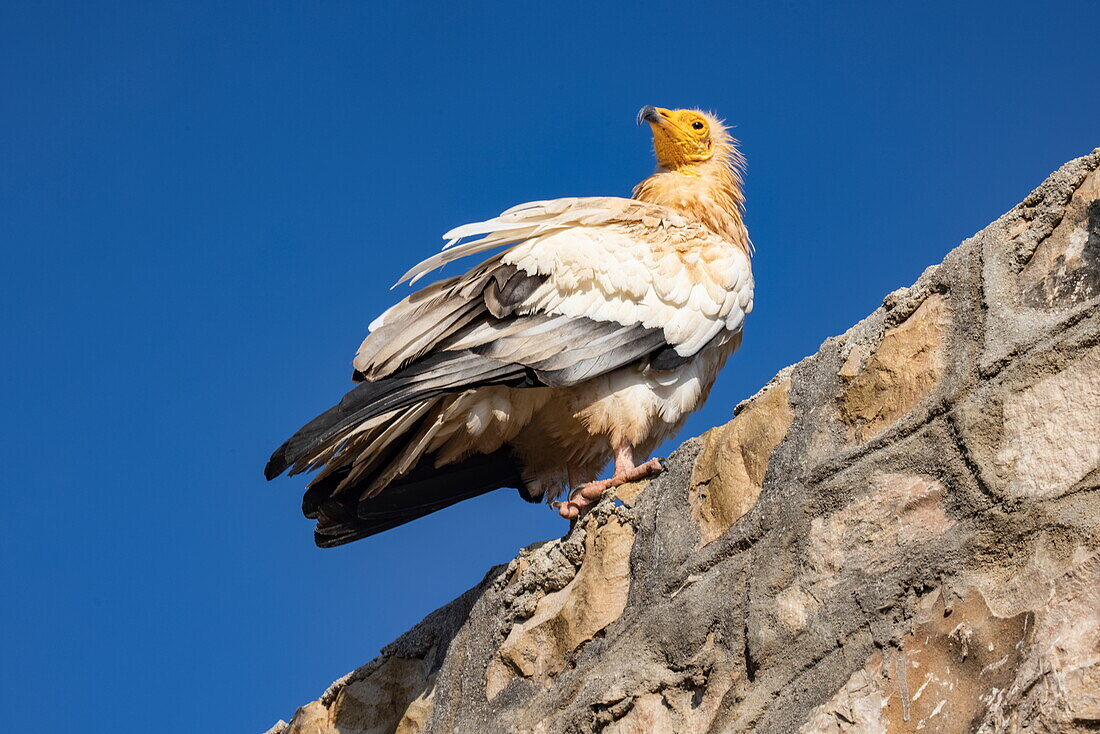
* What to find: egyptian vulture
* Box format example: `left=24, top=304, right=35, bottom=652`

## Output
left=265, top=106, right=754, bottom=547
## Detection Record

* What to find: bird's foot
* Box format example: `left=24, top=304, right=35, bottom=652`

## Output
left=556, top=457, right=667, bottom=520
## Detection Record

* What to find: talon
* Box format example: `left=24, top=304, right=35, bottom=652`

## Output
left=556, top=447, right=667, bottom=521
left=558, top=501, right=581, bottom=520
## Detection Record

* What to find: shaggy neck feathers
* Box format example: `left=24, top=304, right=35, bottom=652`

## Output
left=633, top=131, right=749, bottom=256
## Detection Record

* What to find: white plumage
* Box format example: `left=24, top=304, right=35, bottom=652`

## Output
left=393, top=197, right=752, bottom=358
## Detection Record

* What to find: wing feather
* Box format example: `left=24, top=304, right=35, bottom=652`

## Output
left=384, top=196, right=755, bottom=367
left=269, top=195, right=754, bottom=490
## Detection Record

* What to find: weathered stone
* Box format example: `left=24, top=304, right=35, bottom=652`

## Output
left=282, top=703, right=330, bottom=734
left=980, top=149, right=1100, bottom=374
left=611, top=479, right=647, bottom=505
left=486, top=511, right=635, bottom=699
left=799, top=668, right=887, bottom=733
left=995, top=345, right=1100, bottom=499
left=265, top=150, right=1100, bottom=734
left=603, top=671, right=734, bottom=734
left=690, top=379, right=792, bottom=544
left=838, top=294, right=952, bottom=442
left=975, top=553, right=1100, bottom=732
left=282, top=656, right=434, bottom=734
left=1021, top=167, right=1100, bottom=307
left=883, top=589, right=1031, bottom=732
left=806, top=473, right=954, bottom=583
left=802, top=587, right=1032, bottom=734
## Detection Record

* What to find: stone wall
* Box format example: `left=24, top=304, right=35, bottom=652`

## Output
left=267, top=149, right=1100, bottom=734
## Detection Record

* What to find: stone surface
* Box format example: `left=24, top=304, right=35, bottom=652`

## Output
left=267, top=149, right=1100, bottom=733
left=801, top=587, right=1033, bottom=734
left=838, top=294, right=953, bottom=443
left=486, top=511, right=635, bottom=699
left=996, top=345, right=1100, bottom=500
left=1021, top=167, right=1100, bottom=308
left=690, top=378, right=793, bottom=544
left=281, top=657, right=435, bottom=734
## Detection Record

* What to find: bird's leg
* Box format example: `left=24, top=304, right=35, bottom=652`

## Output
left=557, top=443, right=666, bottom=520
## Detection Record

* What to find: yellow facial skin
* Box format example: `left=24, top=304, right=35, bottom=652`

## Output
left=639, top=106, right=714, bottom=172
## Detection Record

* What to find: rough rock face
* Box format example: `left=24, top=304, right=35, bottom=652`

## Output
left=267, top=150, right=1100, bottom=734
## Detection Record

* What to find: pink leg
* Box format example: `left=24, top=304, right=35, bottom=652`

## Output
left=557, top=444, right=665, bottom=520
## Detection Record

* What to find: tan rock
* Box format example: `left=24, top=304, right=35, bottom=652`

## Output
left=690, top=379, right=792, bottom=544
left=838, top=295, right=952, bottom=442
left=392, top=679, right=435, bottom=734
left=976, top=553, right=1100, bottom=731
left=604, top=667, right=736, bottom=734
left=774, top=584, right=821, bottom=635
left=968, top=536, right=1097, bottom=619
left=995, top=345, right=1100, bottom=499
left=886, top=590, right=1030, bottom=732
left=802, top=556, right=1100, bottom=733
left=1005, top=217, right=1030, bottom=240
left=603, top=694, right=677, bottom=734
left=486, top=514, right=635, bottom=699
left=332, top=657, right=433, bottom=734
left=283, top=702, right=333, bottom=734
left=282, top=656, right=434, bottom=734
left=799, top=668, right=887, bottom=734
left=613, top=479, right=648, bottom=505
left=836, top=346, right=867, bottom=380
left=802, top=587, right=1031, bottom=734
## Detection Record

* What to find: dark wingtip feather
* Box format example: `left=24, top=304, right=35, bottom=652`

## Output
left=265, top=442, right=291, bottom=480
left=262, top=381, right=377, bottom=481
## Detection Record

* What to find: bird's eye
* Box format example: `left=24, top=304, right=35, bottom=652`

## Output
left=692, top=121, right=705, bottom=130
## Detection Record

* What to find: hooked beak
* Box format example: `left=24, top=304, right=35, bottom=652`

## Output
left=637, top=105, right=666, bottom=126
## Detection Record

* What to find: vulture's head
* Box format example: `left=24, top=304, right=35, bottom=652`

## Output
left=637, top=106, right=734, bottom=173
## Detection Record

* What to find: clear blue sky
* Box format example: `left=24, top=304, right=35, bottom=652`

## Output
left=1, top=1, right=1096, bottom=731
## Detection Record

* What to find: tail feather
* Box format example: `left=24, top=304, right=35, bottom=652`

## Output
left=308, top=448, right=524, bottom=547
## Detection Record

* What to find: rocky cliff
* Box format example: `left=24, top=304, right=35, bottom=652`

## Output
left=267, top=150, right=1100, bottom=734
